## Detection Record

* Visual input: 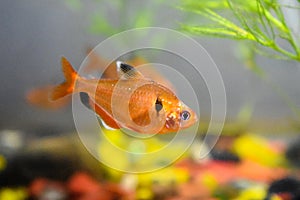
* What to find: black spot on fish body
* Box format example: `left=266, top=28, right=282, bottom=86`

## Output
left=155, top=98, right=163, bottom=113
left=79, top=92, right=91, bottom=109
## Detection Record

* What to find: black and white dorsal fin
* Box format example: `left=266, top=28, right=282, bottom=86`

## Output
left=116, top=61, right=144, bottom=79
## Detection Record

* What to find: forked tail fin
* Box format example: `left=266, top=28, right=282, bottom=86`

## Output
left=50, top=57, right=79, bottom=101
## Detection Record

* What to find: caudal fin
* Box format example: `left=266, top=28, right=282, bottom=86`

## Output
left=26, top=85, right=71, bottom=109
left=50, top=57, right=79, bottom=101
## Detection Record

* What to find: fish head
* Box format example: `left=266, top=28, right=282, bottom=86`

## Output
left=113, top=61, right=198, bottom=134
left=156, top=94, right=198, bottom=134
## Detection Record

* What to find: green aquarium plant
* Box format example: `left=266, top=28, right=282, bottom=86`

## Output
left=180, top=0, right=300, bottom=62
left=180, top=0, right=300, bottom=121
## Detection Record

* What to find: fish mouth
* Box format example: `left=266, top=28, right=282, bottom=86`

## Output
left=192, top=113, right=199, bottom=123
left=165, top=118, right=175, bottom=129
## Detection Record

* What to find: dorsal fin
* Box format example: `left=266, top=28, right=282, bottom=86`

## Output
left=116, top=61, right=144, bottom=79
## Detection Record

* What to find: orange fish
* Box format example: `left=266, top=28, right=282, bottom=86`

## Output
left=51, top=57, right=198, bottom=134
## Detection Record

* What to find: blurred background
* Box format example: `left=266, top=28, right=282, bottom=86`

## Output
left=1, top=0, right=300, bottom=200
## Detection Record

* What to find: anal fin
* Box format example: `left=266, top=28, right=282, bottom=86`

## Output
left=80, top=92, right=120, bottom=130
left=89, top=100, right=120, bottom=130
left=97, top=117, right=117, bottom=130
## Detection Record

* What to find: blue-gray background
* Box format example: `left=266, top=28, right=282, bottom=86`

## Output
left=1, top=0, right=299, bottom=136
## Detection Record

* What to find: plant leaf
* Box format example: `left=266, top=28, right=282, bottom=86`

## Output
left=181, top=25, right=244, bottom=39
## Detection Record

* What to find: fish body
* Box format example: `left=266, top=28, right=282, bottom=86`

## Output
left=51, top=57, right=198, bottom=134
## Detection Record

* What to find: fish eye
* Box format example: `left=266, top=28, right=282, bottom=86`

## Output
left=181, top=111, right=190, bottom=121
left=155, top=98, right=163, bottom=112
